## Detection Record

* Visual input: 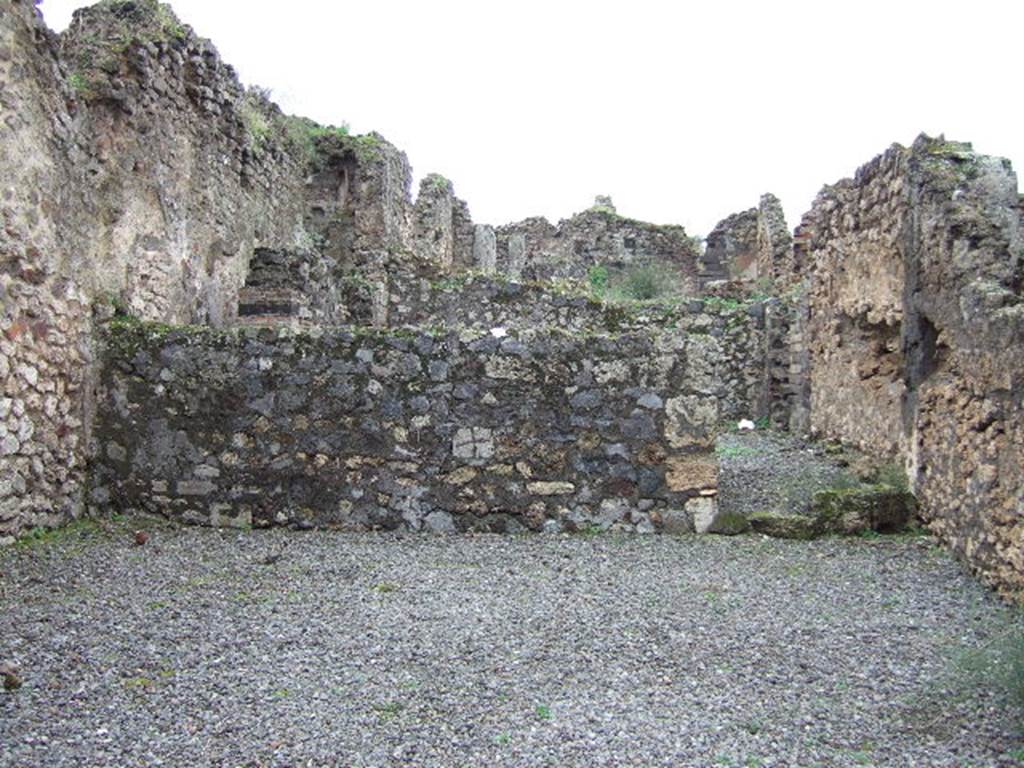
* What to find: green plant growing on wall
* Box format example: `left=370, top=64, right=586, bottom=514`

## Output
left=426, top=174, right=451, bottom=193
left=588, top=264, right=610, bottom=295
left=241, top=101, right=272, bottom=152
left=308, top=123, right=352, bottom=140
left=67, top=72, right=93, bottom=97
left=154, top=3, right=186, bottom=40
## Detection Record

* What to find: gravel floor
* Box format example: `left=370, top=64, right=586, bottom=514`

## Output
left=718, top=430, right=859, bottom=517
left=1, top=519, right=1021, bottom=768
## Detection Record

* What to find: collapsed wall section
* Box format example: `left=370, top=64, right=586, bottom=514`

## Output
left=58, top=0, right=313, bottom=325
left=92, top=323, right=720, bottom=534
left=802, top=145, right=910, bottom=457
left=701, top=194, right=791, bottom=287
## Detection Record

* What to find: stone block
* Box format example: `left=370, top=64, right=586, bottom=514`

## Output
left=661, top=507, right=693, bottom=535
left=812, top=484, right=916, bottom=535
left=528, top=481, right=575, bottom=496
left=665, top=454, right=718, bottom=493
left=687, top=496, right=718, bottom=533
left=748, top=512, right=818, bottom=540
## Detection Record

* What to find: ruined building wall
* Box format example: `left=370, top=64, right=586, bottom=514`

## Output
left=493, top=209, right=701, bottom=291
left=0, top=0, right=93, bottom=540
left=411, top=174, right=474, bottom=272
left=93, top=323, right=720, bottom=535
left=802, top=146, right=910, bottom=458
left=387, top=275, right=781, bottom=425
left=801, top=136, right=1024, bottom=597
left=1, top=0, right=425, bottom=539
left=701, top=194, right=791, bottom=287
left=59, top=1, right=313, bottom=326
left=907, top=140, right=1024, bottom=596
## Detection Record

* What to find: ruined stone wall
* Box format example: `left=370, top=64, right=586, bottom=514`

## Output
left=388, top=275, right=778, bottom=423
left=802, top=146, right=910, bottom=457
left=494, top=209, right=701, bottom=291
left=411, top=174, right=474, bottom=273
left=1, top=0, right=426, bottom=538
left=0, top=0, right=93, bottom=541
left=701, top=194, right=791, bottom=287
left=58, top=0, right=314, bottom=326
left=908, top=140, right=1024, bottom=597
left=801, top=136, right=1024, bottom=597
left=701, top=208, right=757, bottom=284
left=92, top=322, right=720, bottom=535
left=756, top=194, right=793, bottom=286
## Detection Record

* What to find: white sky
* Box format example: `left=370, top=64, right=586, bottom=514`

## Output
left=39, top=0, right=1023, bottom=237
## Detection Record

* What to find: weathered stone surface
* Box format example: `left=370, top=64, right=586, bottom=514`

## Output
left=93, top=323, right=718, bottom=533
left=748, top=512, right=818, bottom=541
left=700, top=194, right=791, bottom=287
left=473, top=225, right=497, bottom=273
left=687, top=497, right=718, bottom=534
left=798, top=135, right=1024, bottom=598
left=703, top=510, right=751, bottom=536
left=494, top=208, right=700, bottom=290
left=812, top=485, right=916, bottom=535
left=665, top=455, right=718, bottom=493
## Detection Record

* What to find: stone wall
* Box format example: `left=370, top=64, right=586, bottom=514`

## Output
left=0, top=0, right=436, bottom=539
left=92, top=322, right=720, bottom=534
left=387, top=274, right=787, bottom=424
left=493, top=205, right=701, bottom=291
left=802, top=145, right=910, bottom=458
left=0, top=0, right=94, bottom=541
left=411, top=174, right=474, bottom=272
left=701, top=194, right=791, bottom=287
left=58, top=0, right=313, bottom=326
left=801, top=136, right=1024, bottom=597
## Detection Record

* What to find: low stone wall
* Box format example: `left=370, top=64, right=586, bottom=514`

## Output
left=91, top=322, right=720, bottom=534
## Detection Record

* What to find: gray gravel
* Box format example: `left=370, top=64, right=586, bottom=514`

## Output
left=718, top=429, right=859, bottom=518
left=1, top=519, right=1021, bottom=768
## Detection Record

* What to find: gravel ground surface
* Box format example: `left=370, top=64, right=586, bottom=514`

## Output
left=1, top=518, right=1021, bottom=768
left=718, top=430, right=859, bottom=518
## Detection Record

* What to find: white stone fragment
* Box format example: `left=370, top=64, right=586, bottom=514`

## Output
left=738, top=419, right=756, bottom=431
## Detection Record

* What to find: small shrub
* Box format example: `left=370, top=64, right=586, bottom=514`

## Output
left=619, top=264, right=662, bottom=300
left=426, top=174, right=451, bottom=192
left=240, top=101, right=271, bottom=150
left=155, top=3, right=186, bottom=40
left=588, top=264, right=609, bottom=295
left=308, top=123, right=351, bottom=140
left=609, top=262, right=685, bottom=302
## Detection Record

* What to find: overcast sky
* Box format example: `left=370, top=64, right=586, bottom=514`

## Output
left=39, top=0, right=1023, bottom=237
